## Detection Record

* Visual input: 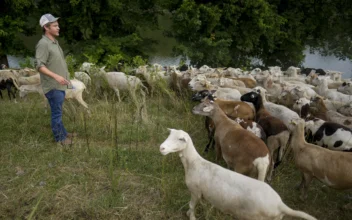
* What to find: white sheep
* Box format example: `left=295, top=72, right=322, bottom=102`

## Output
left=18, top=74, right=41, bottom=86
left=315, top=78, right=352, bottom=104
left=253, top=86, right=301, bottom=131
left=19, top=79, right=89, bottom=113
left=160, top=129, right=317, bottom=220
left=74, top=71, right=91, bottom=86
left=105, top=71, right=148, bottom=102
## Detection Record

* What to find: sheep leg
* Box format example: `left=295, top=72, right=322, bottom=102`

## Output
left=74, top=93, right=89, bottom=109
left=299, top=172, right=313, bottom=201
left=215, top=143, right=222, bottom=163
left=278, top=131, right=290, bottom=162
left=266, top=136, right=279, bottom=182
left=0, top=90, right=3, bottom=99
left=113, top=88, right=121, bottom=102
left=187, top=192, right=200, bottom=220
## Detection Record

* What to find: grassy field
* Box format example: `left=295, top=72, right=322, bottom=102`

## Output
left=0, top=89, right=351, bottom=220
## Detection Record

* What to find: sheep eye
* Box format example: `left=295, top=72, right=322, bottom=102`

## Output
left=251, top=94, right=255, bottom=98
left=179, top=138, right=186, bottom=142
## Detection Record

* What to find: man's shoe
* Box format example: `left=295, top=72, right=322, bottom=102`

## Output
left=67, top=132, right=78, bottom=138
left=59, top=138, right=73, bottom=146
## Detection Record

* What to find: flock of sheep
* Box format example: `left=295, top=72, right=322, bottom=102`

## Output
left=159, top=65, right=352, bottom=219
left=1, top=63, right=352, bottom=219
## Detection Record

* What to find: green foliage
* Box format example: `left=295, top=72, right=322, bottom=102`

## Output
left=1, top=0, right=352, bottom=69
left=106, top=54, right=124, bottom=71
left=65, top=54, right=77, bottom=78
left=169, top=0, right=352, bottom=68
left=19, top=56, right=34, bottom=68
left=131, top=55, right=147, bottom=67
left=0, top=0, right=36, bottom=56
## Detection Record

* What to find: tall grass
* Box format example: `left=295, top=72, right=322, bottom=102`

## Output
left=0, top=90, right=351, bottom=219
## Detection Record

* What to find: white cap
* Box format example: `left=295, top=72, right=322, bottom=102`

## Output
left=39, top=13, right=59, bottom=27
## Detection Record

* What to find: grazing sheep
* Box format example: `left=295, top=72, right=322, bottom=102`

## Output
left=192, top=97, right=269, bottom=181
left=293, top=98, right=311, bottom=119
left=105, top=71, right=148, bottom=102
left=229, top=77, right=257, bottom=88
left=74, top=71, right=91, bottom=86
left=136, top=65, right=170, bottom=96
left=305, top=118, right=352, bottom=152
left=19, top=79, right=89, bottom=112
left=160, top=129, right=317, bottom=220
left=315, top=78, right=352, bottom=103
left=289, top=119, right=352, bottom=201
left=234, top=117, right=267, bottom=142
left=309, top=96, right=352, bottom=129
left=337, top=103, right=352, bottom=117
left=191, top=89, right=241, bottom=102
left=253, top=87, right=303, bottom=131
left=337, top=81, right=352, bottom=95
left=192, top=91, right=255, bottom=152
left=18, top=74, right=40, bottom=85
left=0, top=78, right=17, bottom=101
left=241, top=92, right=290, bottom=181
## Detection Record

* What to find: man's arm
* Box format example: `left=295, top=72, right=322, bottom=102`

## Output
left=38, top=66, right=69, bottom=85
left=35, top=41, right=69, bottom=85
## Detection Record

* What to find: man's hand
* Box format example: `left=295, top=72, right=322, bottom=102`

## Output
left=54, top=75, right=69, bottom=85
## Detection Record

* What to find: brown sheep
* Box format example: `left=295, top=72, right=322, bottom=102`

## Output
left=241, top=92, right=290, bottom=182
left=290, top=119, right=352, bottom=201
left=192, top=90, right=255, bottom=152
left=192, top=97, right=270, bottom=181
left=230, top=77, right=257, bottom=88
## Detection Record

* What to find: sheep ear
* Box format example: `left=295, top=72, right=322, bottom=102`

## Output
left=210, top=90, right=216, bottom=94
left=167, top=128, right=172, bottom=132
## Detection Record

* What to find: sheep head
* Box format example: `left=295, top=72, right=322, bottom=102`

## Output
left=192, top=97, right=216, bottom=116
left=191, top=90, right=216, bottom=102
left=160, top=129, right=189, bottom=155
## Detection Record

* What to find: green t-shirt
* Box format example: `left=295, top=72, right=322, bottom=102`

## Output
left=35, top=35, right=69, bottom=94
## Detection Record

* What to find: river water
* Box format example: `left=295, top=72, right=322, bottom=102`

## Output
left=148, top=50, right=352, bottom=79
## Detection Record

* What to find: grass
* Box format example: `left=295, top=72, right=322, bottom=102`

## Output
left=0, top=90, right=351, bottom=220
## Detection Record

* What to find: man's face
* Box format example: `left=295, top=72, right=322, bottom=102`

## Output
left=46, top=21, right=60, bottom=37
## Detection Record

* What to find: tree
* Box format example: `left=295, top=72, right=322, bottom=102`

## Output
left=168, top=0, right=352, bottom=68
left=0, top=0, right=36, bottom=57
left=34, top=0, right=163, bottom=66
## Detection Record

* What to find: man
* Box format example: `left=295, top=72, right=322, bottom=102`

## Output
left=35, top=13, right=76, bottom=145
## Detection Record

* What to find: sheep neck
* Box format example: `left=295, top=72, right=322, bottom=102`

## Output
left=209, top=103, right=229, bottom=128
left=310, top=101, right=328, bottom=120
left=179, top=139, right=202, bottom=170
left=251, top=95, right=264, bottom=112
left=290, top=123, right=306, bottom=151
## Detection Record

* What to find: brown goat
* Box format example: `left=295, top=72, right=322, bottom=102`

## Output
left=229, top=77, right=257, bottom=88
left=290, top=119, right=352, bottom=200
left=193, top=97, right=270, bottom=181
left=204, top=98, right=255, bottom=152
left=241, top=92, right=290, bottom=182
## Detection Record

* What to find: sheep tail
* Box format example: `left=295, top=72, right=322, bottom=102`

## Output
left=280, top=203, right=317, bottom=220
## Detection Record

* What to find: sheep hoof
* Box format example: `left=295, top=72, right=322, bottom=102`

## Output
left=187, top=210, right=196, bottom=220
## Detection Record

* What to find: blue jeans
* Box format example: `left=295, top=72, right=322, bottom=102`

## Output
left=45, top=90, right=67, bottom=142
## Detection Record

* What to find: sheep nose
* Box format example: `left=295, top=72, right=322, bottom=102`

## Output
left=160, top=146, right=165, bottom=152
